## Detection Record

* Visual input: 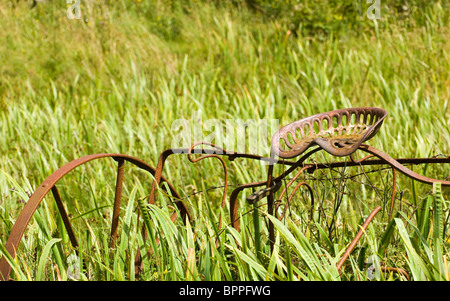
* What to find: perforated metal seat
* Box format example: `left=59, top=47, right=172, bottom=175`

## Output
left=271, top=107, right=388, bottom=158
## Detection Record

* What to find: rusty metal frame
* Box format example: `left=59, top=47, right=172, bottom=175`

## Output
left=1, top=107, right=449, bottom=281
left=0, top=145, right=299, bottom=281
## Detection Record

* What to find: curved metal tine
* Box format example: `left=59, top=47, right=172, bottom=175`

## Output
left=229, top=147, right=322, bottom=232
left=275, top=166, right=312, bottom=221
left=359, top=145, right=450, bottom=187
left=187, top=142, right=228, bottom=229
left=276, top=166, right=310, bottom=203
left=278, top=181, right=314, bottom=221
left=148, top=149, right=192, bottom=223
left=110, top=159, right=125, bottom=248
left=51, top=186, right=79, bottom=252
left=230, top=181, right=268, bottom=231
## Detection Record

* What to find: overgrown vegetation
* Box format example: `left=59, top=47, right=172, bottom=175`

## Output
left=0, top=0, right=449, bottom=281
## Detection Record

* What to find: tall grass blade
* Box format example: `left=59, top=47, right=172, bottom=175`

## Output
left=266, top=214, right=337, bottom=280
left=432, top=182, right=445, bottom=279
left=379, top=212, right=400, bottom=254
left=394, top=218, right=431, bottom=280
left=0, top=240, right=28, bottom=281
left=36, top=238, right=62, bottom=281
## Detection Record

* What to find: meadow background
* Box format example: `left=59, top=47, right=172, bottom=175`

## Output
left=0, top=0, right=449, bottom=281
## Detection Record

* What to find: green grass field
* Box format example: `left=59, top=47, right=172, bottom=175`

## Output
left=0, top=0, right=449, bottom=281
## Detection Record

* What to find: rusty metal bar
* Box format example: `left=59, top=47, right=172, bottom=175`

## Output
left=247, top=181, right=282, bottom=205
left=380, top=266, right=410, bottom=281
left=358, top=145, right=450, bottom=187
left=337, top=206, right=382, bottom=273
left=145, top=144, right=319, bottom=232
left=266, top=159, right=276, bottom=252
left=388, top=167, right=397, bottom=223
left=110, top=159, right=125, bottom=248
left=305, top=156, right=450, bottom=173
left=51, top=185, right=79, bottom=251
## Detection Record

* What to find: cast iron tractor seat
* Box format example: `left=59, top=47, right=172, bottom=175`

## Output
left=245, top=107, right=388, bottom=205
left=271, top=107, right=388, bottom=159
